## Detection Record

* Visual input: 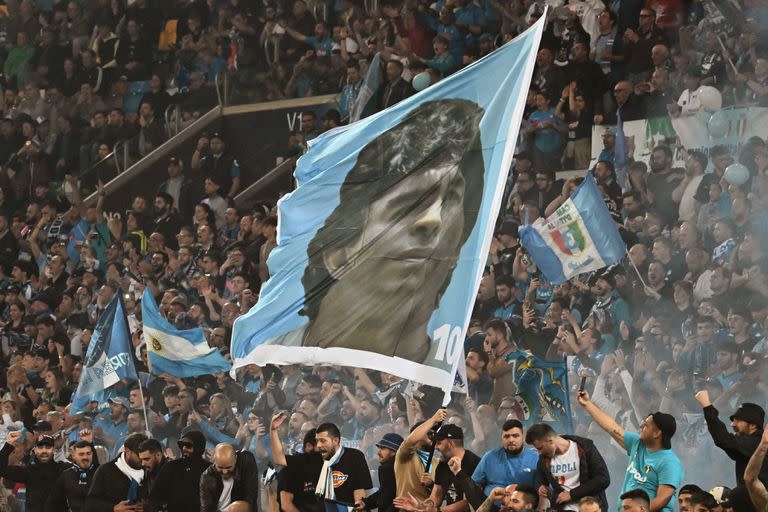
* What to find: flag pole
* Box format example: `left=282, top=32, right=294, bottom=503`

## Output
left=120, top=292, right=152, bottom=436
left=625, top=247, right=649, bottom=289
left=136, top=374, right=151, bottom=437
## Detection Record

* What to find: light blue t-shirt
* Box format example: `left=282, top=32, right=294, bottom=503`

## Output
left=619, top=432, right=684, bottom=512
left=472, top=446, right=539, bottom=497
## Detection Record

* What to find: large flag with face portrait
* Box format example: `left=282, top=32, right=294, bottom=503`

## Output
left=231, top=16, right=546, bottom=399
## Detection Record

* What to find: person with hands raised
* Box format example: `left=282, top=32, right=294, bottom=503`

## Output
left=0, top=430, right=70, bottom=512
left=47, top=439, right=99, bottom=512
left=694, top=389, right=767, bottom=511
left=745, top=427, right=768, bottom=512
left=577, top=390, right=683, bottom=512
left=394, top=407, right=447, bottom=504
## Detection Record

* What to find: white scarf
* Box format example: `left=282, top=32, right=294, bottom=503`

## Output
left=115, top=452, right=145, bottom=484
left=315, top=446, right=345, bottom=501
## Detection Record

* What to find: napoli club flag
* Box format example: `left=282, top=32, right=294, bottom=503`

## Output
left=519, top=174, right=625, bottom=284
left=231, top=14, right=547, bottom=400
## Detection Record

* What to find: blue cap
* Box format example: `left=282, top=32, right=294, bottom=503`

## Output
left=376, top=433, right=404, bottom=451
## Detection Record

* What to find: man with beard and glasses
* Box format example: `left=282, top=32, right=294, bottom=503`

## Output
left=451, top=420, right=538, bottom=509
left=85, top=432, right=149, bottom=512
left=152, top=192, right=183, bottom=250
left=695, top=392, right=768, bottom=511
left=267, top=99, right=485, bottom=363
left=149, top=430, right=210, bottom=512
left=0, top=432, right=71, bottom=512
left=47, top=439, right=99, bottom=512
left=270, top=415, right=371, bottom=510
left=199, top=443, right=258, bottom=512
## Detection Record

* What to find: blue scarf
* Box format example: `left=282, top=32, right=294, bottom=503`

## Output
left=416, top=449, right=431, bottom=469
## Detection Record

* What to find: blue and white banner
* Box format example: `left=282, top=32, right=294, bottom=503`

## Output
left=141, top=288, right=231, bottom=377
left=231, top=16, right=546, bottom=398
left=518, top=174, right=625, bottom=284
left=71, top=294, right=136, bottom=413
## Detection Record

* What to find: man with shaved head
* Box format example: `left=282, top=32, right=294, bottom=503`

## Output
left=199, top=443, right=259, bottom=512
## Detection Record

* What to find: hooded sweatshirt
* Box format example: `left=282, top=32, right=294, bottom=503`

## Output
left=148, top=430, right=211, bottom=512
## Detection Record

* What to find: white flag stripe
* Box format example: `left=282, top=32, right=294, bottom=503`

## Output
left=143, top=326, right=217, bottom=361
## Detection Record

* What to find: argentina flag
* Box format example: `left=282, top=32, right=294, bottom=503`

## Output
left=518, top=174, right=626, bottom=284
left=231, top=15, right=546, bottom=399
left=141, top=288, right=231, bottom=377
left=71, top=293, right=137, bottom=413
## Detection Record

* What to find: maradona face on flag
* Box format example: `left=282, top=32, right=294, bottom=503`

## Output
left=232, top=16, right=546, bottom=395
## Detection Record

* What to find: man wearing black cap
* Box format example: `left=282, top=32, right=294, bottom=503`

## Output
left=578, top=391, right=683, bottom=512
left=149, top=430, right=210, bottom=512
left=360, top=433, right=403, bottom=512
left=695, top=389, right=767, bottom=511
left=425, top=423, right=481, bottom=511
left=0, top=431, right=71, bottom=512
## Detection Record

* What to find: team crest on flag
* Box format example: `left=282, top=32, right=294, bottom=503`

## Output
left=519, top=175, right=626, bottom=284
left=550, top=221, right=586, bottom=256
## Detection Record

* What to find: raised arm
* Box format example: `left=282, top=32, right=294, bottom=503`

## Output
left=745, top=427, right=768, bottom=512
left=576, top=391, right=626, bottom=449
left=269, top=412, right=288, bottom=467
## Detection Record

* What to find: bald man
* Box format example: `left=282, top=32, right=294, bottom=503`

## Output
left=199, top=444, right=259, bottom=512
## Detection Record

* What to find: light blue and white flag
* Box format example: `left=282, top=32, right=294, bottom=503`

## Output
left=231, top=16, right=546, bottom=398
left=141, top=288, right=231, bottom=377
left=518, top=174, right=625, bottom=284
left=71, top=294, right=137, bottom=413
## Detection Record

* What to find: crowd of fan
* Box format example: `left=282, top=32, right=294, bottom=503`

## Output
left=0, top=0, right=766, bottom=512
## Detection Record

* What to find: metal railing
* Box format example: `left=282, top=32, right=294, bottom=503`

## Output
left=165, top=103, right=183, bottom=138
left=83, top=105, right=223, bottom=206
left=234, top=157, right=296, bottom=208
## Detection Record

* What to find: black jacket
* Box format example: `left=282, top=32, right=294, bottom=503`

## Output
left=199, top=451, right=258, bottom=512
left=534, top=435, right=610, bottom=512
left=46, top=463, right=99, bottom=512
left=704, top=405, right=768, bottom=486
left=0, top=443, right=72, bottom=512
left=149, top=456, right=210, bottom=512
left=362, top=458, right=396, bottom=512
left=84, top=458, right=148, bottom=512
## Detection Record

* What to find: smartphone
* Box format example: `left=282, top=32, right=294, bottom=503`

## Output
left=18, top=427, right=27, bottom=439
left=579, top=377, right=587, bottom=393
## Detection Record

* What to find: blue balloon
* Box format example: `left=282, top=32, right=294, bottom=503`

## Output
left=412, top=72, right=431, bottom=92
left=708, top=111, right=728, bottom=139
left=724, top=163, right=750, bottom=185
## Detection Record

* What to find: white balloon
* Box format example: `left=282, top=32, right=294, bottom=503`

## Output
left=697, top=86, right=723, bottom=112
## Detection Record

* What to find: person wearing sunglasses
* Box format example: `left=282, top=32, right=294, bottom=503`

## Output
left=148, top=430, right=210, bottom=512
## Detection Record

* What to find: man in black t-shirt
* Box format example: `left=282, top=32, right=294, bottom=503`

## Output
left=424, top=424, right=481, bottom=510
left=279, top=428, right=324, bottom=512
left=271, top=413, right=372, bottom=509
